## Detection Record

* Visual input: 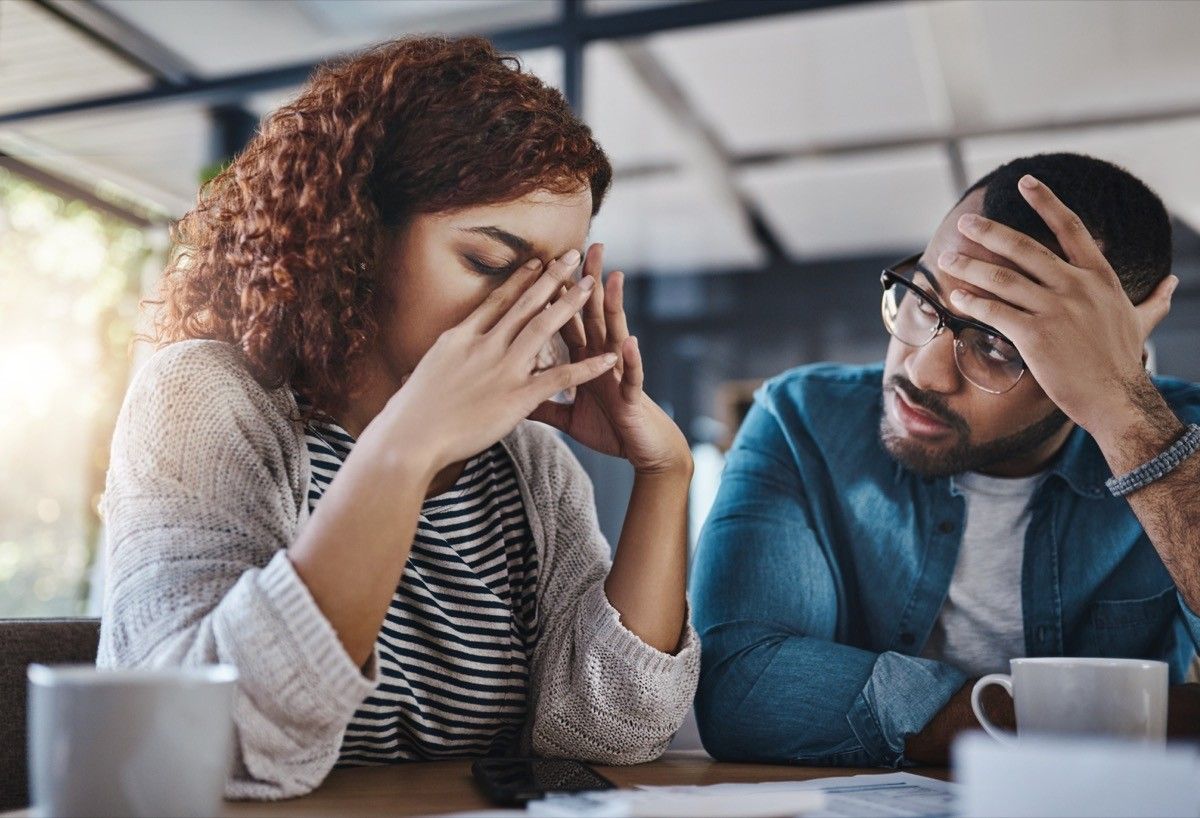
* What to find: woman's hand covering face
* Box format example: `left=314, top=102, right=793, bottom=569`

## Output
left=528, top=243, right=692, bottom=476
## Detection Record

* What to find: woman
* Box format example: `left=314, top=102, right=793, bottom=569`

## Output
left=98, top=36, right=698, bottom=799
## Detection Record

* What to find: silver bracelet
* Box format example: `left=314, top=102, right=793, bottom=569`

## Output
left=1106, top=422, right=1200, bottom=497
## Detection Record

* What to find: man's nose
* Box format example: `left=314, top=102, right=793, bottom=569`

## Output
left=904, top=330, right=960, bottom=395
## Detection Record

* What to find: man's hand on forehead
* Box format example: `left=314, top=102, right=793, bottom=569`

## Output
left=933, top=174, right=1178, bottom=435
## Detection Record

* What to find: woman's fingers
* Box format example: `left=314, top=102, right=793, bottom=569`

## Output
left=492, top=249, right=582, bottom=342
left=581, top=243, right=607, bottom=355
left=530, top=352, right=619, bottom=403
left=560, top=313, right=587, bottom=359
left=604, top=270, right=630, bottom=356
left=462, top=258, right=544, bottom=333
left=511, top=275, right=595, bottom=360
left=619, top=335, right=644, bottom=402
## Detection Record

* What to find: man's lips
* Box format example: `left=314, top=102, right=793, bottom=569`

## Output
left=890, top=387, right=953, bottom=438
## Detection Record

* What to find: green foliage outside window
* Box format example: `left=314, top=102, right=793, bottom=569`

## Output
left=0, top=167, right=155, bottom=616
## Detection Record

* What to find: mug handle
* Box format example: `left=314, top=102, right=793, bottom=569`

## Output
left=971, top=674, right=1016, bottom=744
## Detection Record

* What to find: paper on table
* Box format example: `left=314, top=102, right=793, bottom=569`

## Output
left=954, top=732, right=1200, bottom=818
left=523, top=772, right=955, bottom=818
left=802, top=773, right=956, bottom=818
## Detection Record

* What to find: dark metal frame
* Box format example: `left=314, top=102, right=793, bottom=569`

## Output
left=0, top=150, right=156, bottom=227
left=0, top=0, right=867, bottom=227
left=30, top=0, right=198, bottom=85
left=2, top=0, right=869, bottom=124
left=7, top=0, right=264, bottom=221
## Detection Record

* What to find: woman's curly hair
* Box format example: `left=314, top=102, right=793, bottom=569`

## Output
left=151, top=36, right=612, bottom=418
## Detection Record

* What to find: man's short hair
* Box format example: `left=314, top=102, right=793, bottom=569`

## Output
left=962, top=152, right=1172, bottom=304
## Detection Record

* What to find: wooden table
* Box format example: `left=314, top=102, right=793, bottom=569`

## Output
left=4, top=752, right=949, bottom=816
left=221, top=751, right=950, bottom=817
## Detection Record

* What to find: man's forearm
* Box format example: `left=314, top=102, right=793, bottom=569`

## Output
left=906, top=682, right=1200, bottom=764
left=904, top=681, right=1015, bottom=765
left=1090, top=376, right=1200, bottom=611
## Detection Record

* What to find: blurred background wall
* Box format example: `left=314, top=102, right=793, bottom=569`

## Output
left=2, top=0, right=1199, bottom=615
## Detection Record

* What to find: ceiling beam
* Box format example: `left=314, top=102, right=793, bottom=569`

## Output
left=30, top=0, right=198, bottom=84
left=26, top=0, right=262, bottom=163
left=610, top=101, right=1200, bottom=184
left=0, top=150, right=156, bottom=227
left=734, top=103, right=1200, bottom=169
left=614, top=40, right=786, bottom=263
left=0, top=0, right=875, bottom=125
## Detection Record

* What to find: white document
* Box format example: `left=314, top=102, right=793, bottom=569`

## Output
left=802, top=773, right=956, bottom=817
left=954, top=732, right=1200, bottom=818
left=524, top=772, right=955, bottom=818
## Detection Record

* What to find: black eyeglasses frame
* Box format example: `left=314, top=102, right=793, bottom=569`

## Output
left=880, top=252, right=1026, bottom=395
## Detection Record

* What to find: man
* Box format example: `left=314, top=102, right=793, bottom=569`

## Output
left=691, top=153, right=1200, bottom=766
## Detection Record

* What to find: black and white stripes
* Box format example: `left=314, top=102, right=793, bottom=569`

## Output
left=300, top=410, right=539, bottom=764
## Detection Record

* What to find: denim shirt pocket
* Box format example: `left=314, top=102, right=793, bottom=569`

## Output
left=1080, top=586, right=1178, bottom=658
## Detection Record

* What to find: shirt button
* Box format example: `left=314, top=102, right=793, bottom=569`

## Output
left=937, top=520, right=955, bottom=534
left=900, top=632, right=916, bottom=646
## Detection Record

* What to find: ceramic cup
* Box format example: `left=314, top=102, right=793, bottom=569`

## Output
left=27, top=663, right=238, bottom=818
left=970, top=657, right=1168, bottom=744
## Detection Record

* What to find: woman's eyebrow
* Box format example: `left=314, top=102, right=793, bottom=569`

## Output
left=457, top=226, right=533, bottom=255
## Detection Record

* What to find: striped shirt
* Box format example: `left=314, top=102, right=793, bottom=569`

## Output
left=300, top=410, right=539, bottom=764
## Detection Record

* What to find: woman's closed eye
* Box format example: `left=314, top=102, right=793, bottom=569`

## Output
left=464, top=254, right=520, bottom=277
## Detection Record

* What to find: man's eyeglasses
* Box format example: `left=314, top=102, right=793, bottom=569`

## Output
left=880, top=253, right=1026, bottom=395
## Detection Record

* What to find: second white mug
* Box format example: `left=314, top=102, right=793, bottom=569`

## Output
left=970, top=657, right=1168, bottom=744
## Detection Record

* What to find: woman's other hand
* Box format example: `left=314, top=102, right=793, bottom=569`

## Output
left=529, top=243, right=692, bottom=477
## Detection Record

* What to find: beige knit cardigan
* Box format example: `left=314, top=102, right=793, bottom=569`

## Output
left=96, top=340, right=699, bottom=800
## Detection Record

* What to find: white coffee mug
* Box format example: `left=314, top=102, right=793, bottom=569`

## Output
left=970, top=657, right=1168, bottom=744
left=27, top=664, right=239, bottom=818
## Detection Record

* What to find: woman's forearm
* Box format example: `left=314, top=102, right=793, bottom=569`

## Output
left=604, top=462, right=692, bottom=653
left=289, top=439, right=438, bottom=667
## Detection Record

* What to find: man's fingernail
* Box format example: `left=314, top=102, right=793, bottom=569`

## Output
left=603, top=353, right=618, bottom=366
left=580, top=276, right=595, bottom=292
left=1019, top=174, right=1040, bottom=190
left=562, top=249, right=582, bottom=267
left=938, top=251, right=960, bottom=267
left=525, top=258, right=542, bottom=270
left=959, top=214, right=982, bottom=231
left=950, top=289, right=969, bottom=305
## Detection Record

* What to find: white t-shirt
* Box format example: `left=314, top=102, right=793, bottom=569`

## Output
left=921, top=470, right=1047, bottom=677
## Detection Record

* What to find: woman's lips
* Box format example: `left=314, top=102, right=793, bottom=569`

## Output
left=889, top=388, right=953, bottom=439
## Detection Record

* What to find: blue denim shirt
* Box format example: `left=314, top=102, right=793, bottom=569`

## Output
left=691, top=363, right=1200, bottom=767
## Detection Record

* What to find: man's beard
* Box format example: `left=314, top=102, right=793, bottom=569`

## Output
left=879, top=374, right=1070, bottom=478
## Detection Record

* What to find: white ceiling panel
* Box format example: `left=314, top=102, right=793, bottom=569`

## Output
left=0, top=0, right=152, bottom=115
left=962, top=119, right=1200, bottom=233
left=739, top=145, right=958, bottom=260
left=584, top=42, right=688, bottom=172
left=247, top=47, right=562, bottom=129
left=296, top=0, right=556, bottom=36
left=645, top=3, right=952, bottom=156
left=93, top=0, right=557, bottom=79
left=590, top=172, right=764, bottom=274
left=13, top=102, right=212, bottom=212
left=584, top=0, right=700, bottom=14
left=931, top=0, right=1200, bottom=128
left=94, top=0, right=335, bottom=77
left=514, top=47, right=564, bottom=94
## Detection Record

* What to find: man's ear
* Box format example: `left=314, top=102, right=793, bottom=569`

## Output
left=1134, top=275, right=1178, bottom=342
